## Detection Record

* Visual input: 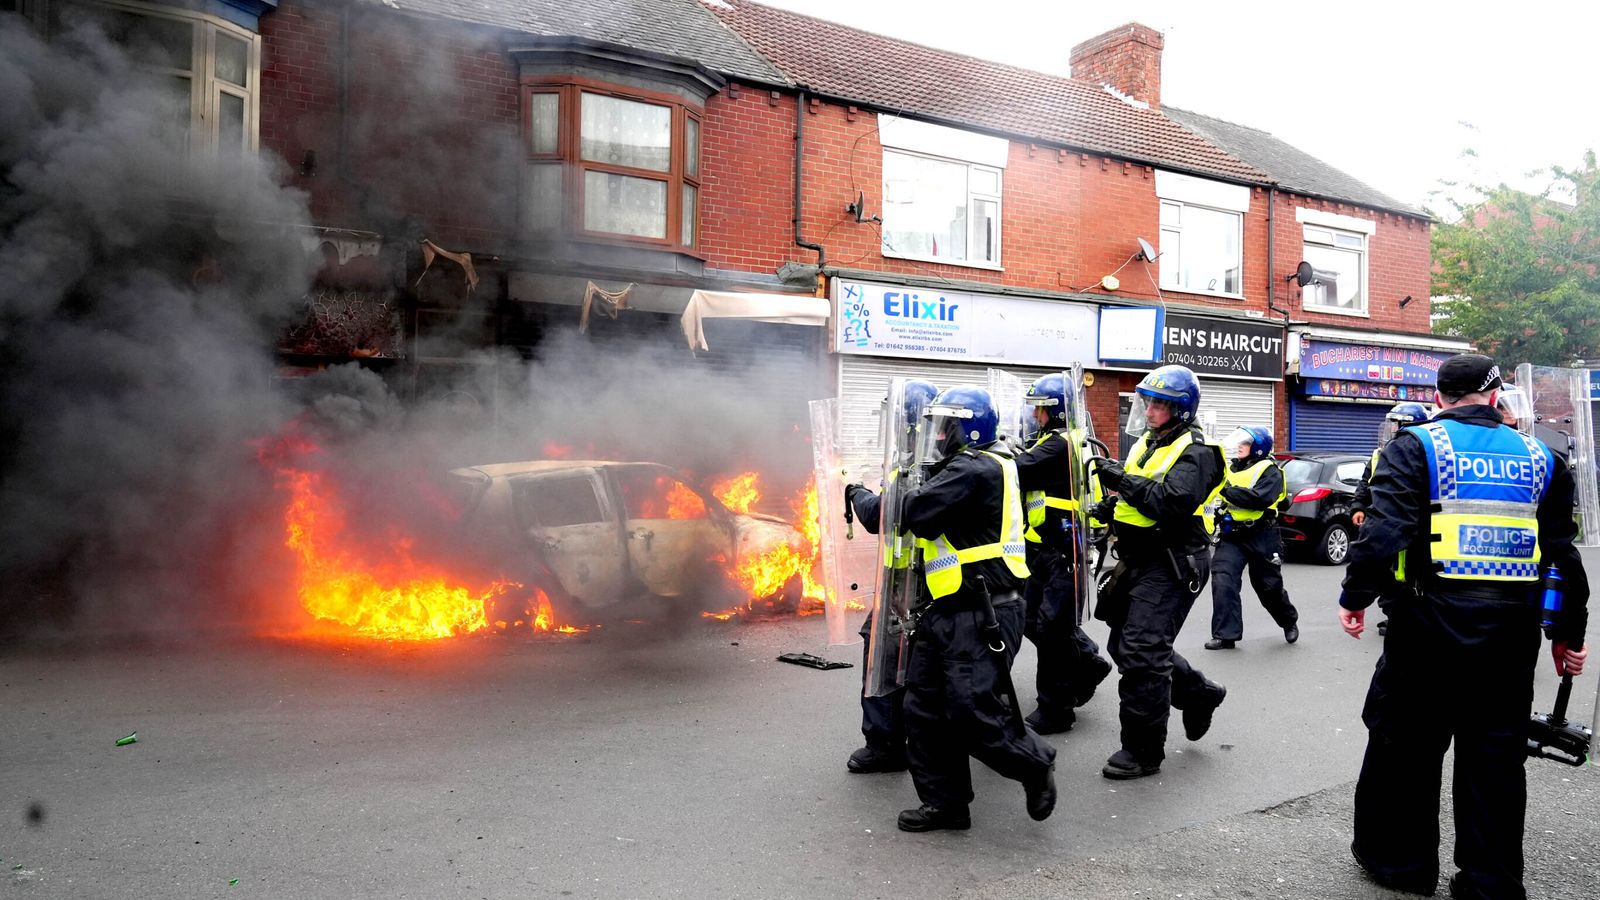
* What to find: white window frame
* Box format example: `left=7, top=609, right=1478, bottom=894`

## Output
left=1158, top=199, right=1245, bottom=299
left=1296, top=208, right=1374, bottom=318
left=879, top=147, right=1003, bottom=270
left=52, top=0, right=262, bottom=156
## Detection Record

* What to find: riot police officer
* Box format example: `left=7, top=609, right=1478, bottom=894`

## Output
left=1206, top=425, right=1299, bottom=649
left=1340, top=354, right=1590, bottom=900
left=1092, top=365, right=1228, bottom=779
left=895, top=386, right=1057, bottom=831
left=1014, top=373, right=1113, bottom=733
left=842, top=379, right=938, bottom=774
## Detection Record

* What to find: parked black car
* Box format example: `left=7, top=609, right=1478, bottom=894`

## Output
left=1273, top=450, right=1370, bottom=565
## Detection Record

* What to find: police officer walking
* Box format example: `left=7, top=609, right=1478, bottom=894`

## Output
left=1014, top=373, right=1114, bottom=733
left=895, top=386, right=1057, bottom=831
left=842, top=379, right=938, bottom=775
left=1092, top=365, right=1228, bottom=780
left=1352, top=402, right=1430, bottom=530
left=1206, top=425, right=1299, bottom=649
left=1339, top=354, right=1590, bottom=900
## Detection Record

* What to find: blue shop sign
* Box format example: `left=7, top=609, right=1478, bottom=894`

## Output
left=1299, top=338, right=1456, bottom=386
left=1589, top=369, right=1600, bottom=400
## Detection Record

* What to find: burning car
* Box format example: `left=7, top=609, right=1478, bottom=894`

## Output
left=448, top=460, right=806, bottom=613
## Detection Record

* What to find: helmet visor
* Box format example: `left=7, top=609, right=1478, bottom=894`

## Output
left=1496, top=388, right=1532, bottom=426
left=921, top=403, right=975, bottom=462
left=1125, top=393, right=1177, bottom=436
left=1224, top=427, right=1254, bottom=460
left=1378, top=418, right=1402, bottom=446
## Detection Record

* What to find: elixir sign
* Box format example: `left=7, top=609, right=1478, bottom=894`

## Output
left=833, top=280, right=1096, bottom=367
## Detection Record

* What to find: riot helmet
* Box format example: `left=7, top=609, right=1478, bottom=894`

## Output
left=1496, top=384, right=1532, bottom=430
left=921, top=386, right=999, bottom=460
left=1023, top=373, right=1070, bottom=433
left=1378, top=401, right=1429, bottom=446
left=1126, top=365, right=1201, bottom=436
left=1224, top=425, right=1273, bottom=461
left=902, top=379, right=939, bottom=425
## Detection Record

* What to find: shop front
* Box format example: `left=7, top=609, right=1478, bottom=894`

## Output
left=1287, top=328, right=1471, bottom=451
left=1097, top=308, right=1285, bottom=456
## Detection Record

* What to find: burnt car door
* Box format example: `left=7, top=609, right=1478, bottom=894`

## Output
left=510, top=469, right=628, bottom=608
left=609, top=464, right=733, bottom=597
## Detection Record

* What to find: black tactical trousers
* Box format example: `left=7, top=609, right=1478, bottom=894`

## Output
left=1209, top=525, right=1298, bottom=641
left=1024, top=544, right=1106, bottom=718
left=1106, top=552, right=1215, bottom=764
left=904, top=597, right=1056, bottom=810
left=858, top=613, right=905, bottom=752
left=1351, top=597, right=1541, bottom=900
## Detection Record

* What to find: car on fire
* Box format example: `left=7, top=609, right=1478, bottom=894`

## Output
left=448, top=460, right=804, bottom=610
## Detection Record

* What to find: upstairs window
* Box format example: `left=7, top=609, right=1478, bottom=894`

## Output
left=1295, top=207, right=1375, bottom=315
left=52, top=0, right=260, bottom=155
left=522, top=80, right=701, bottom=250
left=878, top=116, right=1008, bottom=270
left=1155, top=171, right=1249, bottom=299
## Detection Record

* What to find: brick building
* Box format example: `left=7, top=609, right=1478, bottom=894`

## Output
left=16, top=0, right=1464, bottom=454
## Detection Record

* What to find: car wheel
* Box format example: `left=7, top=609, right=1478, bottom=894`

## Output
left=1317, top=522, right=1351, bottom=566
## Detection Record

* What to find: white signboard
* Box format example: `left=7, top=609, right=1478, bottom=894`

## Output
left=833, top=280, right=1097, bottom=368
left=1098, top=306, right=1163, bottom=362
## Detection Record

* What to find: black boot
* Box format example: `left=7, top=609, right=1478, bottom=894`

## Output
left=1024, top=707, right=1075, bottom=735
left=1025, top=766, right=1057, bottom=821
left=1074, top=655, right=1114, bottom=707
left=847, top=745, right=907, bottom=774
left=1182, top=683, right=1227, bottom=741
left=896, top=804, right=971, bottom=832
left=1284, top=623, right=1300, bottom=644
left=1101, top=749, right=1161, bottom=780
left=1204, top=638, right=1236, bottom=650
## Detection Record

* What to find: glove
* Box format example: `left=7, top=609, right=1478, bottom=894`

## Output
left=1088, top=495, right=1119, bottom=523
left=844, top=483, right=865, bottom=508
left=1095, top=458, right=1126, bottom=491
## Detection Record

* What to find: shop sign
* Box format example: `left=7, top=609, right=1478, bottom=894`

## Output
left=1589, top=369, right=1600, bottom=400
left=1299, top=338, right=1456, bottom=385
left=1303, top=379, right=1432, bottom=401
left=833, top=280, right=1097, bottom=367
left=1107, top=312, right=1285, bottom=379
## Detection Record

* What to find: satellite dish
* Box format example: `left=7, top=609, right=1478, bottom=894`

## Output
left=1136, top=237, right=1158, bottom=262
left=1295, top=260, right=1316, bottom=287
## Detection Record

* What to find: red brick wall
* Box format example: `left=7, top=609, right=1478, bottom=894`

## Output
left=1069, top=24, right=1164, bottom=109
left=698, top=87, right=798, bottom=275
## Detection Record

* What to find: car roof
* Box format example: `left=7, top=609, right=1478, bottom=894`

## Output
left=1275, top=450, right=1368, bottom=460
left=449, top=460, right=667, bottom=479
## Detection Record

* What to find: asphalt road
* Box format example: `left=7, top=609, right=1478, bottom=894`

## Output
left=3, top=556, right=1598, bottom=899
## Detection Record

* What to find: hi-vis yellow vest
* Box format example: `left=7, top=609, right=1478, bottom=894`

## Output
left=1113, top=430, right=1224, bottom=529
left=1023, top=430, right=1077, bottom=543
left=1409, top=419, right=1554, bottom=582
left=880, top=468, right=912, bottom=569
left=1222, top=459, right=1286, bottom=523
left=921, top=450, right=1030, bottom=599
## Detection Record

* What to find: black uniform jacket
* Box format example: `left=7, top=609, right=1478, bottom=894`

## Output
left=1352, top=456, right=1376, bottom=515
left=903, top=446, right=1024, bottom=603
left=1112, top=424, right=1223, bottom=557
left=1340, top=405, right=1590, bottom=645
left=1220, top=458, right=1284, bottom=517
left=1014, top=428, right=1074, bottom=549
left=849, top=487, right=883, bottom=536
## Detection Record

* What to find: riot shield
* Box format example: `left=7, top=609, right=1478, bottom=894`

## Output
left=864, top=378, right=927, bottom=698
left=987, top=368, right=1029, bottom=447
left=1059, top=366, right=1096, bottom=625
left=809, top=398, right=868, bottom=646
left=1517, top=364, right=1600, bottom=548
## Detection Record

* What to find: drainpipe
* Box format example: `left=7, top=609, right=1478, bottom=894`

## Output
left=793, top=91, right=826, bottom=279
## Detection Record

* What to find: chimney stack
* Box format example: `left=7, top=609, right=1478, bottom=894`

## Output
left=1070, top=23, right=1164, bottom=109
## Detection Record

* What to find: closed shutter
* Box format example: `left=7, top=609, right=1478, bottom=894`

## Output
left=838, top=356, right=1064, bottom=483
left=1196, top=379, right=1275, bottom=437
left=1290, top=396, right=1388, bottom=451
left=694, top=319, right=826, bottom=432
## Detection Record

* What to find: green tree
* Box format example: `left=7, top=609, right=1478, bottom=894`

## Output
left=1431, top=152, right=1600, bottom=371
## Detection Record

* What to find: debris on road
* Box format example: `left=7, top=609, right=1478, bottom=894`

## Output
left=776, top=652, right=851, bottom=670
left=115, top=733, right=137, bottom=747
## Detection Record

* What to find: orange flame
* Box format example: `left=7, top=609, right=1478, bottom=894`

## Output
left=268, top=450, right=510, bottom=641
left=713, top=472, right=761, bottom=514
left=665, top=479, right=707, bottom=519
left=543, top=441, right=573, bottom=459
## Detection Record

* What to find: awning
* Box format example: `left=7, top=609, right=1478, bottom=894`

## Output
left=681, top=290, right=828, bottom=351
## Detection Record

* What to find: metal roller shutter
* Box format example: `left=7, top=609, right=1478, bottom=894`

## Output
left=1195, top=379, right=1275, bottom=437
left=1290, top=396, right=1388, bottom=451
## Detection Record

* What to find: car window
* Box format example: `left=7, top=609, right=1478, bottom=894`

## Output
left=513, top=474, right=606, bottom=528
left=614, top=468, right=709, bottom=520
left=1334, top=461, right=1366, bottom=485
left=443, top=473, right=488, bottom=520
left=1282, top=459, right=1321, bottom=487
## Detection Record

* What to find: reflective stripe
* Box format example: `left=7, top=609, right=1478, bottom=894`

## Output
left=879, top=468, right=913, bottom=569
left=923, top=450, right=1031, bottom=599
left=1113, top=431, right=1224, bottom=529
left=1023, top=429, right=1075, bottom=542
left=1408, top=420, right=1552, bottom=583
left=1222, top=458, right=1285, bottom=523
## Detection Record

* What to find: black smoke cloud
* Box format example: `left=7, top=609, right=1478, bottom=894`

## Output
left=0, top=15, right=816, bottom=639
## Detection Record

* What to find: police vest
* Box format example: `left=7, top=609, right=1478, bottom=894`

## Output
left=1407, top=419, right=1554, bottom=582
left=1022, top=429, right=1080, bottom=543
left=921, top=450, right=1030, bottom=599
left=1222, top=458, right=1285, bottom=523
left=1113, top=430, right=1225, bottom=529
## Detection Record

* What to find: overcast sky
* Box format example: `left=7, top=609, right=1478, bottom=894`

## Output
left=756, top=0, right=1600, bottom=213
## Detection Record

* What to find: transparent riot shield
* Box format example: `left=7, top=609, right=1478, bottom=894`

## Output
left=864, top=378, right=927, bottom=698
left=809, top=398, right=867, bottom=646
left=1518, top=364, right=1600, bottom=548
left=1059, top=366, right=1096, bottom=625
left=987, top=368, right=1029, bottom=447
